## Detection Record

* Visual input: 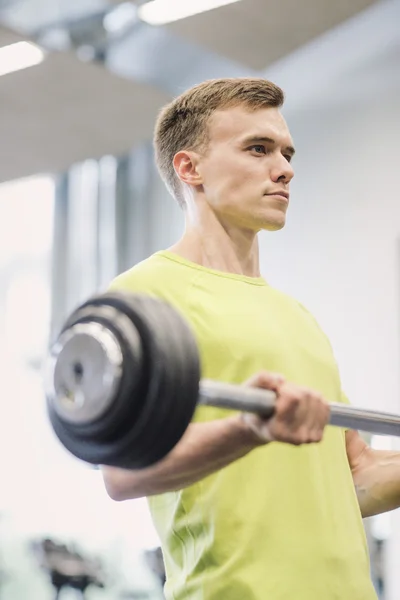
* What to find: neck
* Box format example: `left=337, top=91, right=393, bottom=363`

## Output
left=169, top=202, right=261, bottom=278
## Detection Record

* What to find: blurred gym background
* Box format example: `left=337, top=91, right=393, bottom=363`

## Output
left=0, top=0, right=399, bottom=597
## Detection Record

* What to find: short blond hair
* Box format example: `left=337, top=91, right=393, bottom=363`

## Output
left=153, top=77, right=284, bottom=207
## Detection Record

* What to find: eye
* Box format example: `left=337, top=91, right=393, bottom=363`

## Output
left=284, top=154, right=293, bottom=163
left=250, top=145, right=266, bottom=155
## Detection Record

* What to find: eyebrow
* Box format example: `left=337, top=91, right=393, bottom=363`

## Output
left=241, top=135, right=296, bottom=157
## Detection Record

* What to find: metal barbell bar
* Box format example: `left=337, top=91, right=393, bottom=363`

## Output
left=199, top=380, right=400, bottom=437
left=45, top=291, right=400, bottom=469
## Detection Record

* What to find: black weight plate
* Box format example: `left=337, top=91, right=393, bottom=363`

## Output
left=49, top=292, right=189, bottom=468
left=113, top=292, right=201, bottom=467
left=91, top=291, right=199, bottom=468
left=48, top=292, right=200, bottom=468
left=123, top=297, right=188, bottom=467
left=99, top=293, right=193, bottom=468
left=138, top=297, right=200, bottom=465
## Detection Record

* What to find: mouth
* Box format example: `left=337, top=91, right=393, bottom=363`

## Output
left=264, top=191, right=289, bottom=201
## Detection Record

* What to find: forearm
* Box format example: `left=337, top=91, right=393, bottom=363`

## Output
left=102, top=415, right=259, bottom=501
left=353, top=449, right=400, bottom=518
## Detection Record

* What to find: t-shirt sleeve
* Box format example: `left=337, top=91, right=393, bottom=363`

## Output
left=106, top=269, right=162, bottom=299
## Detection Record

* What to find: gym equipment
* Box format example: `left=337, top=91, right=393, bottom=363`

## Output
left=45, top=291, right=400, bottom=468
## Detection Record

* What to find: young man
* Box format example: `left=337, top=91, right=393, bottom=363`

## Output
left=102, top=78, right=400, bottom=599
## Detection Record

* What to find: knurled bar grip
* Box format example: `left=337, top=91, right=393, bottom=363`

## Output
left=199, top=380, right=400, bottom=437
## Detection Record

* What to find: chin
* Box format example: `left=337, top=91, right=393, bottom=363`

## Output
left=251, top=205, right=287, bottom=232
left=233, top=208, right=286, bottom=232
left=259, top=215, right=286, bottom=232
left=242, top=218, right=286, bottom=233
left=243, top=220, right=285, bottom=233
left=263, top=221, right=286, bottom=231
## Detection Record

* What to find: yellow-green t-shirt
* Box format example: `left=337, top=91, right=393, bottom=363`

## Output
left=109, top=251, right=377, bottom=600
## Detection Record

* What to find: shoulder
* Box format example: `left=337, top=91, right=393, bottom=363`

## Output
left=107, top=251, right=200, bottom=306
left=109, top=253, right=165, bottom=294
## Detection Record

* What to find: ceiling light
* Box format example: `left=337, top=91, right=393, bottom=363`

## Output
left=138, top=0, right=242, bottom=26
left=103, top=2, right=138, bottom=33
left=0, top=41, right=46, bottom=78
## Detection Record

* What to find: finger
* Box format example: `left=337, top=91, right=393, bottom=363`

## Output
left=244, top=371, right=286, bottom=391
left=276, top=385, right=320, bottom=436
left=275, top=383, right=304, bottom=426
left=305, top=393, right=330, bottom=442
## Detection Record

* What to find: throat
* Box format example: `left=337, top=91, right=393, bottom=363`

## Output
left=169, top=228, right=261, bottom=278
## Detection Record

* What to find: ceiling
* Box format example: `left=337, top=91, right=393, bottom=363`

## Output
left=0, top=24, right=170, bottom=184
left=0, top=0, right=396, bottom=184
left=110, top=0, right=381, bottom=70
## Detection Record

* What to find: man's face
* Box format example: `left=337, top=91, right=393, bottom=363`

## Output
left=196, top=105, right=295, bottom=232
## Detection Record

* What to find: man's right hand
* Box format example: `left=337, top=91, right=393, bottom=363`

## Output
left=241, top=371, right=331, bottom=446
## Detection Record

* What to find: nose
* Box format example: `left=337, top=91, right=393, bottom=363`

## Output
left=270, top=154, right=294, bottom=185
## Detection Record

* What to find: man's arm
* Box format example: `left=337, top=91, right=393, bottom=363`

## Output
left=346, top=429, right=400, bottom=518
left=102, top=372, right=330, bottom=501
left=102, top=415, right=258, bottom=500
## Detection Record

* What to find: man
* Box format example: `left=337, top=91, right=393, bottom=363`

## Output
left=101, top=78, right=399, bottom=599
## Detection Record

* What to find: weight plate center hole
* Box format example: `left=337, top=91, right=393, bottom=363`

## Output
left=73, top=361, right=84, bottom=382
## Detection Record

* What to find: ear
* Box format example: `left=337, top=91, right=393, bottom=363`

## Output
left=173, top=150, right=203, bottom=187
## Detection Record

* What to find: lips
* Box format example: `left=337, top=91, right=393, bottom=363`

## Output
left=265, top=191, right=289, bottom=200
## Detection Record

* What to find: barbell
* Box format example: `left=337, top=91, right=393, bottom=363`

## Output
left=45, top=291, right=400, bottom=469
